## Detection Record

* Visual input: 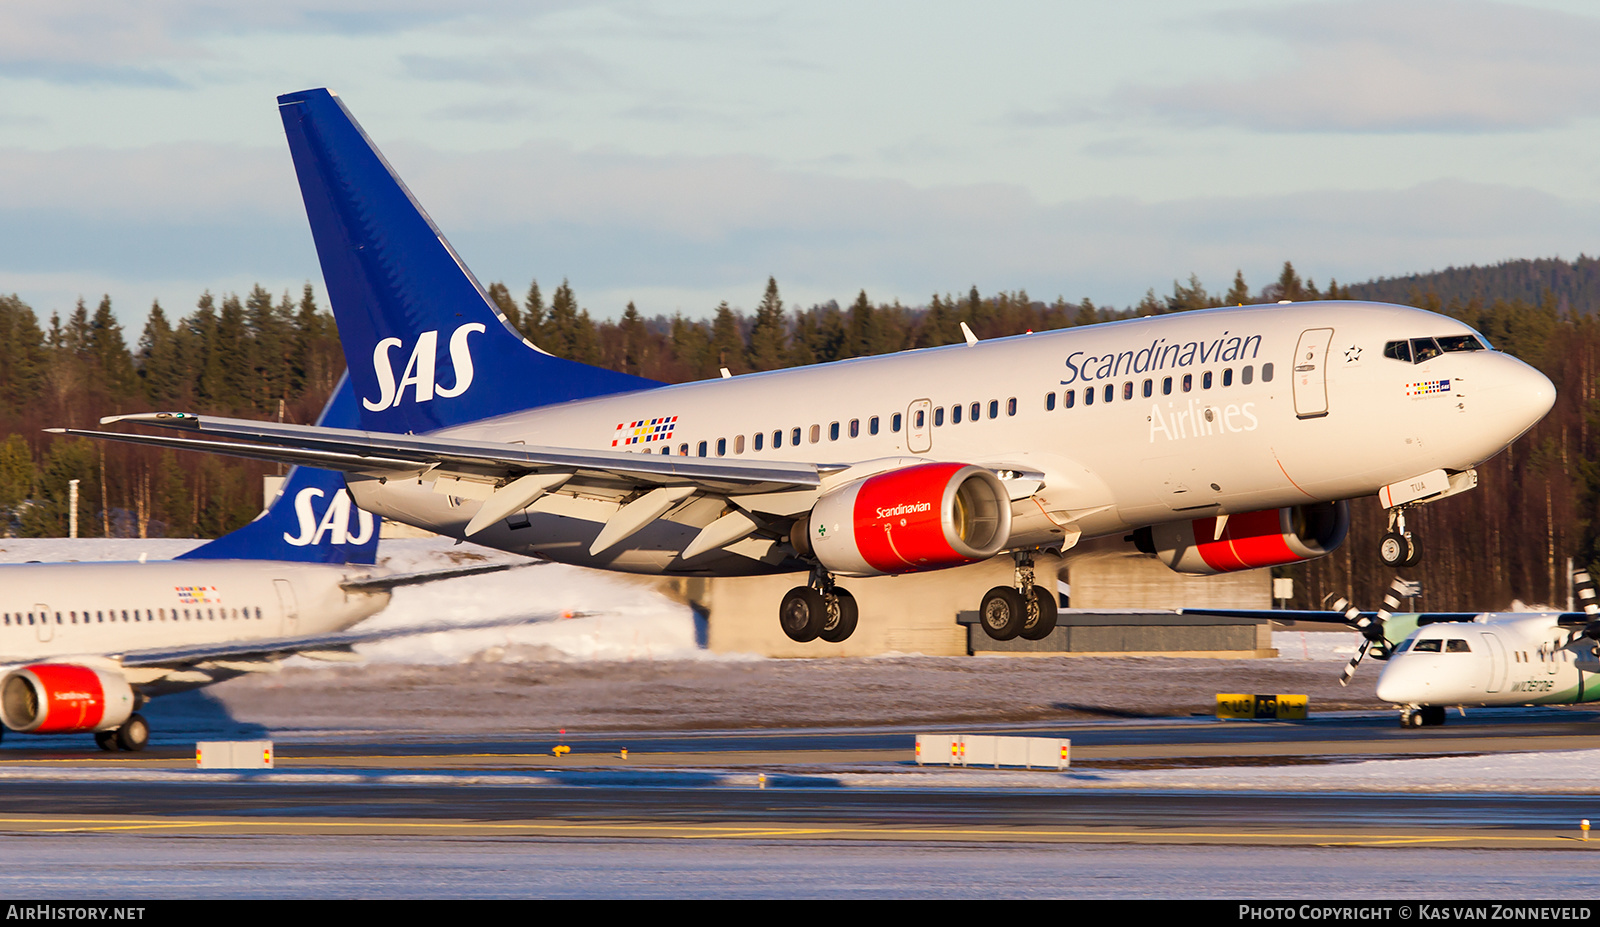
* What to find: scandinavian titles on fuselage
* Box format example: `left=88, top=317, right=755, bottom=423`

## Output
left=1061, top=330, right=1264, bottom=385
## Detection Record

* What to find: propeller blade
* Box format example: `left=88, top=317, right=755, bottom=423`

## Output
left=1339, top=637, right=1373, bottom=687
left=1577, top=570, right=1597, bottom=618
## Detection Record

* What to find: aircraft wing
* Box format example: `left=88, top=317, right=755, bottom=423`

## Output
left=340, top=560, right=534, bottom=593
left=55, top=412, right=829, bottom=495
left=1179, top=607, right=1496, bottom=625
left=110, top=610, right=584, bottom=669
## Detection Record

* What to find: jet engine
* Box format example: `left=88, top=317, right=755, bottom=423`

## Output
left=790, top=462, right=1011, bottom=577
left=0, top=664, right=135, bottom=734
left=1136, top=500, right=1349, bottom=575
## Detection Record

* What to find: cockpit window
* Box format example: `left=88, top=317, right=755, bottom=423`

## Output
left=1393, top=639, right=1412, bottom=653
left=1437, top=335, right=1486, bottom=353
left=1384, top=340, right=1412, bottom=363
left=1411, top=338, right=1443, bottom=363
left=1446, top=639, right=1472, bottom=653
left=1413, top=639, right=1442, bottom=652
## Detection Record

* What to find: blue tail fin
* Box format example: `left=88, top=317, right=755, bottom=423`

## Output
left=177, top=375, right=379, bottom=564
left=276, top=87, right=661, bottom=435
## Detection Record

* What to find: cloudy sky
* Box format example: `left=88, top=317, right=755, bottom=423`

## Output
left=4, top=0, right=1600, bottom=326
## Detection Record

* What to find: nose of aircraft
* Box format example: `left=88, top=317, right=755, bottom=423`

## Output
left=1503, top=356, right=1556, bottom=436
left=1373, top=661, right=1420, bottom=704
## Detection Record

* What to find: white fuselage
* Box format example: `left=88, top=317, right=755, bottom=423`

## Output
left=1375, top=615, right=1600, bottom=708
left=347, top=301, right=1555, bottom=575
left=0, top=559, right=388, bottom=673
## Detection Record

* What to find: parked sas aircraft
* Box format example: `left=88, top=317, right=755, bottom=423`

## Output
left=63, top=88, right=1558, bottom=649
left=14, top=379, right=519, bottom=751
left=1193, top=575, right=1600, bottom=727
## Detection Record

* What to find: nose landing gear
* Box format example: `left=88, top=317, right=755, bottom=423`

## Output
left=1379, top=506, right=1420, bottom=568
left=1399, top=705, right=1446, bottom=727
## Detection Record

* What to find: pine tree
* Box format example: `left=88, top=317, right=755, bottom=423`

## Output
left=709, top=302, right=744, bottom=375
left=522, top=280, right=547, bottom=343
left=620, top=301, right=646, bottom=375
left=747, top=277, right=788, bottom=370
left=1225, top=270, right=1251, bottom=306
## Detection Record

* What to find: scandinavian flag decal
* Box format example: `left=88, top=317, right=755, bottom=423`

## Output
left=612, top=416, right=679, bottom=447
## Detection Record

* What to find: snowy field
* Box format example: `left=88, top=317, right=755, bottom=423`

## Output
left=3, top=538, right=1597, bottom=797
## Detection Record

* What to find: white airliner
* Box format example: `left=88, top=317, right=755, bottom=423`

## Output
left=11, top=379, right=520, bottom=752
left=1193, top=576, right=1600, bottom=728
left=64, top=88, right=1558, bottom=649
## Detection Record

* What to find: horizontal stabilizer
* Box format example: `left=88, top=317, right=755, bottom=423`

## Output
left=340, top=560, right=538, bottom=593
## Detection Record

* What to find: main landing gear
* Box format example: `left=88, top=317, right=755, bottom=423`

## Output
left=1379, top=505, right=1421, bottom=568
left=977, top=551, right=1058, bottom=642
left=779, top=569, right=858, bottom=643
left=93, top=713, right=149, bottom=752
left=1399, top=705, right=1445, bottom=728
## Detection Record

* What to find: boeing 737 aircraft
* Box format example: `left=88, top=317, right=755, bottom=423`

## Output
left=63, top=88, right=1558, bottom=649
left=11, top=379, right=518, bottom=751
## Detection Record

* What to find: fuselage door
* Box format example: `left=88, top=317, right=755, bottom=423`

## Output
left=1479, top=630, right=1507, bottom=693
left=33, top=604, right=51, bottom=643
left=273, top=579, right=299, bottom=635
left=1292, top=328, right=1334, bottom=419
left=907, top=399, right=932, bottom=454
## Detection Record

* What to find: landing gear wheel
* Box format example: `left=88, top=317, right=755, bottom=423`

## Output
left=1400, top=534, right=1421, bottom=568
left=115, top=713, right=149, bottom=752
left=1020, top=586, right=1058, bottom=641
left=979, top=586, right=1027, bottom=641
left=819, top=589, right=858, bottom=643
left=94, top=730, right=118, bottom=752
left=779, top=586, right=827, bottom=643
left=1379, top=532, right=1407, bottom=567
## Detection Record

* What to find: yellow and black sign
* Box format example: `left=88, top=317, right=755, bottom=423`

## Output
left=1216, top=693, right=1308, bottom=720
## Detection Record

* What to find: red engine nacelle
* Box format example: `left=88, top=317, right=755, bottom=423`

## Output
left=791, top=462, right=1012, bottom=577
left=0, top=664, right=135, bottom=734
left=1141, top=501, right=1349, bottom=575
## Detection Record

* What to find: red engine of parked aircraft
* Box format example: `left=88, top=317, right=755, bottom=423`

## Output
left=1138, top=500, right=1350, bottom=575
left=0, top=663, right=135, bottom=734
left=790, top=462, right=1012, bottom=577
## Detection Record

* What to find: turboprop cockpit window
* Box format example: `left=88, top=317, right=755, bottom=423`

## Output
left=1394, top=639, right=1413, bottom=653
left=1446, top=639, right=1472, bottom=653
left=1413, top=639, right=1443, bottom=652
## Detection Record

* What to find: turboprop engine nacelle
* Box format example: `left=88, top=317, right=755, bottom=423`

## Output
left=1139, top=500, right=1349, bottom=575
left=790, top=462, right=1011, bottom=577
left=0, top=663, right=136, bottom=734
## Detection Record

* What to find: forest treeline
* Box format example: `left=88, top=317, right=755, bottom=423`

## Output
left=0, top=259, right=1594, bottom=610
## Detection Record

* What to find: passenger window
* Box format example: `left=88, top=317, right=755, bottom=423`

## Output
left=829, top=422, right=840, bottom=440
left=678, top=443, right=688, bottom=456
left=1103, top=384, right=1113, bottom=403
left=809, top=425, right=821, bottom=443
left=912, top=411, right=923, bottom=429
left=1446, top=639, right=1472, bottom=653
left=1162, top=377, right=1172, bottom=395
left=1411, top=338, right=1442, bottom=362
left=697, top=441, right=708, bottom=457
left=1122, top=382, right=1132, bottom=401
left=661, top=446, right=670, bottom=455
left=1142, top=379, right=1152, bottom=398
left=1413, top=639, right=1442, bottom=653
left=734, top=435, right=745, bottom=454
left=1242, top=366, right=1253, bottom=385
left=934, top=407, right=945, bottom=426
left=1202, top=371, right=1213, bottom=389
left=1064, top=389, right=1075, bottom=409
left=792, top=427, right=802, bottom=445
left=1084, top=387, right=1094, bottom=406
left=1182, top=374, right=1193, bottom=392
left=772, top=430, right=782, bottom=448
left=754, top=432, right=764, bottom=451
left=952, top=404, right=963, bottom=424
left=1007, top=397, right=1017, bottom=416
left=1262, top=362, right=1274, bottom=382
left=1222, top=368, right=1233, bottom=387
left=869, top=416, right=880, bottom=435
left=1045, top=393, right=1056, bottom=411
left=971, top=402, right=981, bottom=421
left=989, top=400, right=999, bottom=419
left=893, top=413, right=903, bottom=432
left=849, top=419, right=859, bottom=438
left=716, top=438, right=726, bottom=456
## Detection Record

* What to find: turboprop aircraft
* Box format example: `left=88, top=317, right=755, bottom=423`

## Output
left=61, top=88, right=1558, bottom=650
left=1190, top=574, right=1600, bottom=728
left=11, top=378, right=522, bottom=752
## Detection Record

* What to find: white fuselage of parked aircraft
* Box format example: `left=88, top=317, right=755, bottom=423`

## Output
left=1376, top=613, right=1600, bottom=714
